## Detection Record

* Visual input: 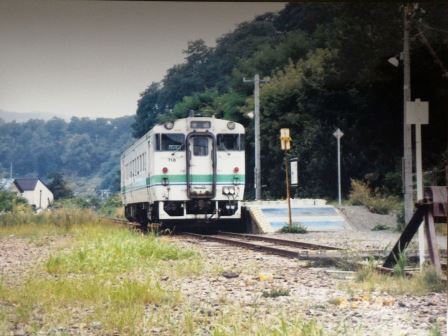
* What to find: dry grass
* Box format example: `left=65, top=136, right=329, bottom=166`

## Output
left=144, top=303, right=324, bottom=336
left=348, top=179, right=400, bottom=214
left=435, top=222, right=447, bottom=236
left=353, top=261, right=445, bottom=296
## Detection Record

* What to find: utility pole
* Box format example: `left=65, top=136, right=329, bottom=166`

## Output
left=333, top=128, right=344, bottom=206
left=406, top=98, right=429, bottom=269
left=243, top=74, right=268, bottom=200
left=403, top=3, right=414, bottom=225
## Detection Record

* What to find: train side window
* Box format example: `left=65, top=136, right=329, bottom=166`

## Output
left=217, top=134, right=239, bottom=151
left=193, top=136, right=208, bottom=156
left=155, top=134, right=161, bottom=151
left=161, top=133, right=185, bottom=151
left=138, top=156, right=140, bottom=174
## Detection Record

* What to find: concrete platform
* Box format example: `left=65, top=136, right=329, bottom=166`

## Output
left=243, top=199, right=349, bottom=233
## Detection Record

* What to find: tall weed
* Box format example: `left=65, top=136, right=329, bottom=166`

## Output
left=349, top=179, right=400, bottom=214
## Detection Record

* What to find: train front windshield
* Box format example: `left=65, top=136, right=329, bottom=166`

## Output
left=217, top=134, right=245, bottom=151
left=156, top=133, right=185, bottom=151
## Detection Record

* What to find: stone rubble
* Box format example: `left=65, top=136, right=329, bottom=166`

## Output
left=168, top=237, right=447, bottom=336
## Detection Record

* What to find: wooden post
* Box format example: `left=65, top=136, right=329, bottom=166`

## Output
left=424, top=205, right=442, bottom=275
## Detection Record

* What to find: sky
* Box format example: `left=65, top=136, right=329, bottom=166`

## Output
left=0, top=1, right=285, bottom=119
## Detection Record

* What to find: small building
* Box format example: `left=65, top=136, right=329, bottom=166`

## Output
left=13, top=178, right=54, bottom=211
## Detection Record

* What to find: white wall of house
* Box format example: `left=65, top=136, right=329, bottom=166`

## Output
left=21, top=181, right=54, bottom=210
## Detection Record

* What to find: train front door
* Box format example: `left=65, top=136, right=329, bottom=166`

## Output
left=186, top=133, right=216, bottom=198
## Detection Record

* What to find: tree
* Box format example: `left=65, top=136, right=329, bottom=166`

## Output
left=47, top=173, right=73, bottom=199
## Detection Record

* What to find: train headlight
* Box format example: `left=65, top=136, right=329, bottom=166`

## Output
left=164, top=121, right=174, bottom=130
left=228, top=187, right=235, bottom=195
left=227, top=121, right=235, bottom=130
left=223, top=186, right=230, bottom=195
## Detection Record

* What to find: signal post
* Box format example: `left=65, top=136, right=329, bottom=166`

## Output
left=280, top=128, right=293, bottom=229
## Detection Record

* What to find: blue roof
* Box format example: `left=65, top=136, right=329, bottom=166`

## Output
left=14, top=178, right=39, bottom=192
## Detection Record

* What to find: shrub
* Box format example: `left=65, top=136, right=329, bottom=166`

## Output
left=280, top=222, right=308, bottom=233
left=99, top=194, right=123, bottom=217
left=0, top=190, right=30, bottom=213
left=348, top=180, right=370, bottom=206
left=348, top=179, right=400, bottom=215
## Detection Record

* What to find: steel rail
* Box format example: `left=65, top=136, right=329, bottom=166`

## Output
left=183, top=232, right=340, bottom=262
left=218, top=231, right=341, bottom=250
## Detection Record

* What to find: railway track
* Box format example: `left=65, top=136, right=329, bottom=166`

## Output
left=105, top=217, right=447, bottom=274
left=183, top=231, right=344, bottom=263
left=183, top=232, right=447, bottom=275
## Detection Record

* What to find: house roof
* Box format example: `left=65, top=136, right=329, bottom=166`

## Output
left=0, top=178, right=15, bottom=190
left=14, top=178, right=39, bottom=192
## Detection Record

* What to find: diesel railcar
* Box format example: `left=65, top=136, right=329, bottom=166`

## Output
left=120, top=117, right=245, bottom=227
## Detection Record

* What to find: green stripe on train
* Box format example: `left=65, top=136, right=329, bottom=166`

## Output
left=148, top=174, right=245, bottom=184
left=122, top=174, right=245, bottom=192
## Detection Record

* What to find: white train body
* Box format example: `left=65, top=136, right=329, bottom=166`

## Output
left=120, top=117, right=245, bottom=225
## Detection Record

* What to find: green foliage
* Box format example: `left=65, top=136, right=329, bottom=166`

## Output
left=45, top=226, right=197, bottom=275
left=393, top=248, right=407, bottom=278
left=371, top=224, right=389, bottom=231
left=0, top=116, right=133, bottom=192
left=131, top=3, right=447, bottom=200
left=47, top=173, right=73, bottom=199
left=99, top=194, right=122, bottom=216
left=429, top=324, right=441, bottom=336
left=53, top=197, right=98, bottom=209
left=0, top=190, right=29, bottom=213
left=396, top=206, right=406, bottom=232
left=279, top=222, right=308, bottom=233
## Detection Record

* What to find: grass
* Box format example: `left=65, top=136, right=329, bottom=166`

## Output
left=0, top=208, right=99, bottom=227
left=279, top=222, right=308, bottom=233
left=44, top=226, right=197, bottom=275
left=392, top=248, right=408, bottom=278
left=262, top=288, right=290, bottom=298
left=0, top=216, right=325, bottom=335
left=152, top=303, right=324, bottom=336
left=0, top=219, right=201, bottom=334
left=435, top=222, right=447, bottom=236
left=371, top=223, right=389, bottom=231
left=353, top=260, right=445, bottom=295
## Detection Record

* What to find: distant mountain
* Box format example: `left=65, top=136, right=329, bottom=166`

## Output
left=0, top=109, right=64, bottom=122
